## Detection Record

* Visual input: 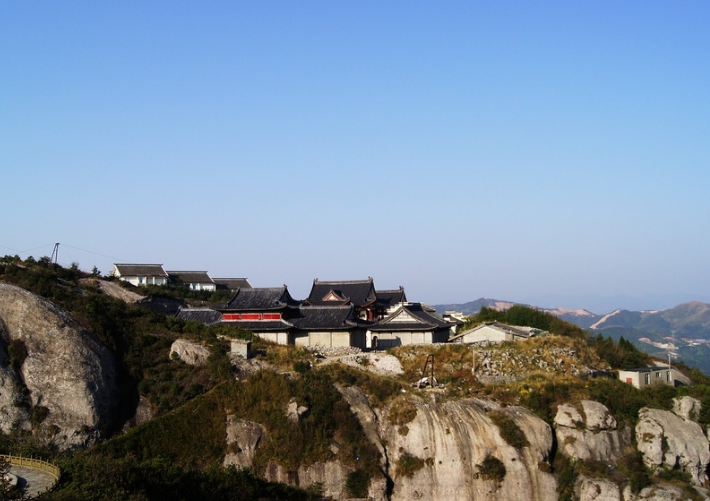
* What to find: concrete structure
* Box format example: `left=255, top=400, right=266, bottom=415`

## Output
left=230, top=339, right=251, bottom=358
left=450, top=321, right=544, bottom=344
left=619, top=367, right=674, bottom=389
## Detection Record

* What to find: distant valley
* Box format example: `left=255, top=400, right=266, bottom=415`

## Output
left=435, top=298, right=710, bottom=374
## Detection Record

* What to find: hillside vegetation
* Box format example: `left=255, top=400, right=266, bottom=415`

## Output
left=3, top=256, right=710, bottom=499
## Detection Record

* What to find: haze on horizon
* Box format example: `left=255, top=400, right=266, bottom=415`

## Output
left=2, top=2, right=709, bottom=315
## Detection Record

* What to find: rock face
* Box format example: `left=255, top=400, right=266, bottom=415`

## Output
left=224, top=416, right=265, bottom=469
left=169, top=339, right=210, bottom=366
left=636, top=407, right=710, bottom=485
left=0, top=283, right=118, bottom=450
left=576, top=475, right=622, bottom=501
left=672, top=396, right=701, bottom=421
left=555, top=400, right=630, bottom=462
left=381, top=398, right=557, bottom=501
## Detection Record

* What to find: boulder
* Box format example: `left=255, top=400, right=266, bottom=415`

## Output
left=555, top=401, right=629, bottom=462
left=635, top=407, right=710, bottom=485
left=169, top=339, right=210, bottom=366
left=672, top=396, right=701, bottom=421
left=576, top=476, right=622, bottom=501
left=383, top=398, right=557, bottom=501
left=0, top=283, right=118, bottom=450
left=223, top=416, right=265, bottom=469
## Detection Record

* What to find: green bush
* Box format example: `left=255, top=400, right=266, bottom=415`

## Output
left=396, top=452, right=425, bottom=478
left=346, top=469, right=371, bottom=498
left=477, top=454, right=506, bottom=483
left=489, top=411, right=529, bottom=449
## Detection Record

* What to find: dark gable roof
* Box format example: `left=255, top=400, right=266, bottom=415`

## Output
left=369, top=303, right=452, bottom=332
left=306, top=278, right=377, bottom=307
left=223, top=286, right=296, bottom=311
left=376, top=287, right=407, bottom=308
left=292, top=305, right=359, bottom=330
left=176, top=308, right=222, bottom=325
left=167, top=271, right=214, bottom=285
left=213, top=278, right=252, bottom=291
left=114, top=264, right=167, bottom=277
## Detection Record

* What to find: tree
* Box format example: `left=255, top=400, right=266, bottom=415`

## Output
left=0, top=456, right=27, bottom=500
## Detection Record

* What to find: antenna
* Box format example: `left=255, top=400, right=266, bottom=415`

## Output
left=50, top=243, right=60, bottom=264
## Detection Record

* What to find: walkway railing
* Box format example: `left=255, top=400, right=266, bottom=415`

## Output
left=1, top=454, right=60, bottom=495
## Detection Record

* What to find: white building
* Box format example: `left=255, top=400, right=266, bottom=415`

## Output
left=618, top=367, right=674, bottom=389
left=111, top=264, right=169, bottom=287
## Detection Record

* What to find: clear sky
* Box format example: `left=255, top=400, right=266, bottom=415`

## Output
left=2, top=1, right=709, bottom=314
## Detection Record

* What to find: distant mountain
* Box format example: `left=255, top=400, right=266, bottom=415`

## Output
left=434, top=298, right=710, bottom=374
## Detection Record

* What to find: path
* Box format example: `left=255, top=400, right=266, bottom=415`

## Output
left=9, top=464, right=58, bottom=498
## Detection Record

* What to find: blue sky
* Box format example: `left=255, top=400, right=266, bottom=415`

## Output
left=2, top=1, right=709, bottom=313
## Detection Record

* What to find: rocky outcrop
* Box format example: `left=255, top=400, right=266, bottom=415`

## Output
left=576, top=476, right=622, bottom=501
left=381, top=398, right=557, bottom=501
left=0, top=283, right=118, bottom=450
left=224, top=416, right=265, bottom=469
left=672, top=396, right=701, bottom=421
left=636, top=407, right=710, bottom=485
left=169, top=339, right=210, bottom=366
left=555, top=400, right=630, bottom=462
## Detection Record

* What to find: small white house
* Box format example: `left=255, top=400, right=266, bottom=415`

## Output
left=167, top=271, right=217, bottom=292
left=111, top=264, right=169, bottom=287
left=619, top=367, right=674, bottom=389
left=450, top=321, right=545, bottom=344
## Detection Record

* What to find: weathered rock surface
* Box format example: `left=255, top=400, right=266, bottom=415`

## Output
left=0, top=283, right=118, bottom=450
left=223, top=416, right=265, bottom=469
left=169, top=339, right=210, bottom=366
left=576, top=476, right=622, bottom=501
left=382, top=398, right=557, bottom=501
left=672, top=396, right=701, bottom=421
left=636, top=407, right=710, bottom=485
left=624, top=483, right=710, bottom=500
left=555, top=400, right=630, bottom=462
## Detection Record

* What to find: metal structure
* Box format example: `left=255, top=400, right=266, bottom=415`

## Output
left=50, top=243, right=60, bottom=265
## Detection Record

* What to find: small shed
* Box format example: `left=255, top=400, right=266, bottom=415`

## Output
left=230, top=339, right=252, bottom=359
left=619, top=367, right=674, bottom=389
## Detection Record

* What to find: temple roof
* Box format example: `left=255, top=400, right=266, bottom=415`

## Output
left=291, top=305, right=360, bottom=331
left=213, top=278, right=252, bottom=291
left=306, top=278, right=377, bottom=307
left=222, top=286, right=297, bottom=311
left=176, top=308, right=222, bottom=325
left=167, top=271, right=214, bottom=285
left=369, top=303, right=453, bottom=332
left=376, top=287, right=407, bottom=308
left=112, top=263, right=167, bottom=277
left=229, top=319, right=294, bottom=331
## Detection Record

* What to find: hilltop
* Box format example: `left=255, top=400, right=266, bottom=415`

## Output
left=436, top=297, right=710, bottom=374
left=3, top=256, right=710, bottom=500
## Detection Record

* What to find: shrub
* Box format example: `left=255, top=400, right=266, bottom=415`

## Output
left=489, top=411, right=529, bottom=449
left=396, top=452, right=425, bottom=478
left=346, top=469, right=370, bottom=498
left=477, top=454, right=506, bottom=484
left=388, top=398, right=418, bottom=427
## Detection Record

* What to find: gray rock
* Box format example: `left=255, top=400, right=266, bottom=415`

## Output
left=576, top=476, right=622, bottom=501
left=169, top=339, right=210, bottom=366
left=635, top=407, right=710, bottom=485
left=672, top=396, right=701, bottom=421
left=555, top=401, right=628, bottom=462
left=0, top=283, right=118, bottom=450
left=223, top=416, right=265, bottom=469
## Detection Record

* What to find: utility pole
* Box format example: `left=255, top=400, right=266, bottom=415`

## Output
left=50, top=243, right=60, bottom=264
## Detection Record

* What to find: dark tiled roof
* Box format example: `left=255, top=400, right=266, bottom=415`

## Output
left=376, top=287, right=407, bottom=308
left=306, top=278, right=377, bottom=307
left=228, top=319, right=294, bottom=331
left=291, top=305, right=359, bottom=330
left=369, top=303, right=452, bottom=332
left=113, top=264, right=167, bottom=277
left=222, top=286, right=296, bottom=311
left=213, top=278, right=252, bottom=291
left=167, top=271, right=214, bottom=285
left=176, top=308, right=222, bottom=325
